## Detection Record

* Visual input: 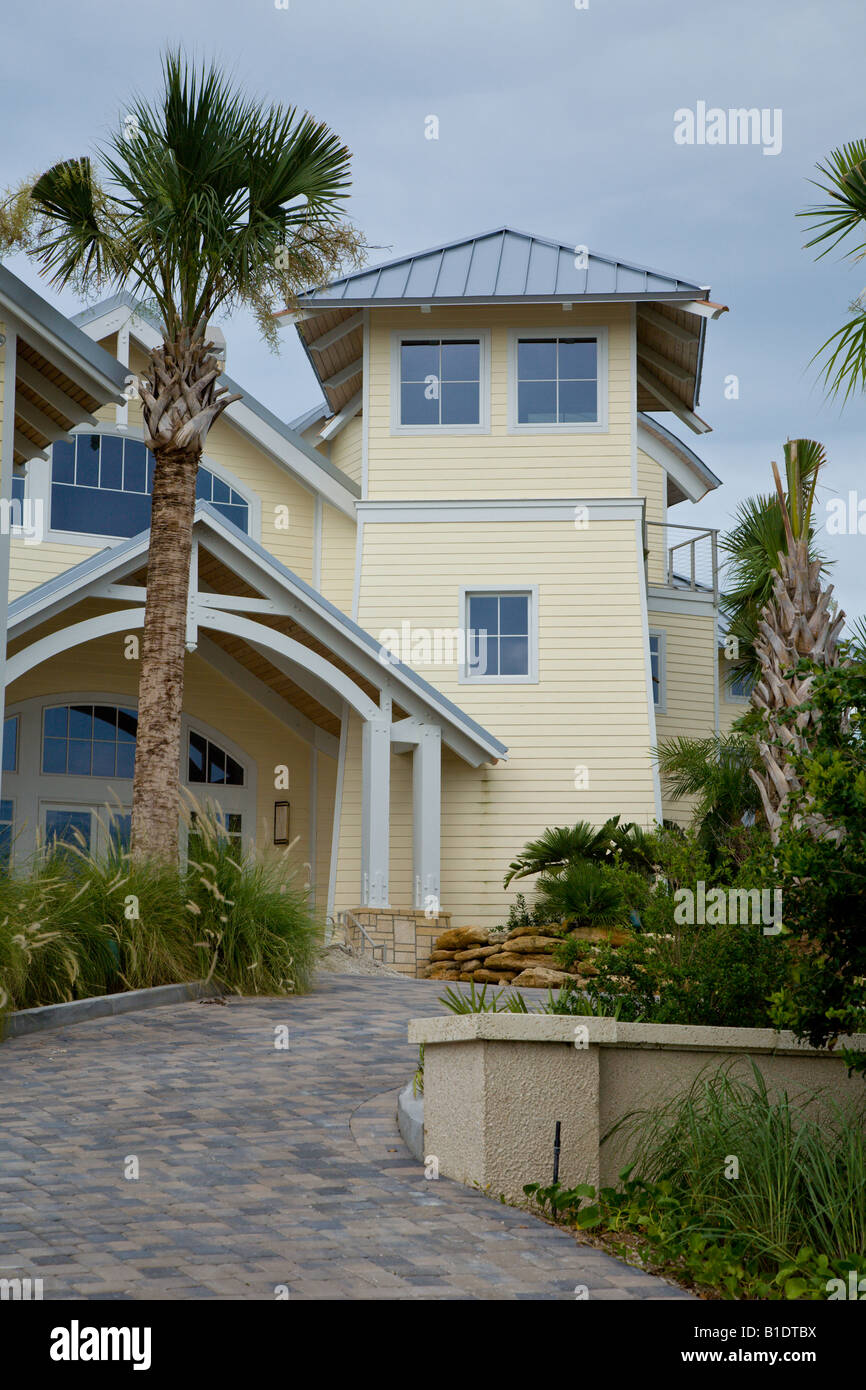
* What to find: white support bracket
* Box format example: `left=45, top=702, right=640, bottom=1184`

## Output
left=413, top=724, right=441, bottom=913
left=361, top=714, right=391, bottom=909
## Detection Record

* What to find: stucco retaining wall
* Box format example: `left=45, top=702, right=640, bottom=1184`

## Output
left=408, top=1014, right=866, bottom=1201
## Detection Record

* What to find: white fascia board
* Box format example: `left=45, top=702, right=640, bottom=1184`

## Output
left=356, top=498, right=646, bottom=524
left=78, top=311, right=359, bottom=519
left=647, top=587, right=717, bottom=615
left=8, top=537, right=152, bottom=637
left=637, top=421, right=711, bottom=504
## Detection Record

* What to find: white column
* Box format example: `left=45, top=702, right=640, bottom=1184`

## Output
left=413, top=723, right=441, bottom=911
left=0, top=326, right=17, bottom=810
left=361, top=714, right=390, bottom=907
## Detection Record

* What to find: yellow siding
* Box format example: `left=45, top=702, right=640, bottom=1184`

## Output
left=327, top=414, right=362, bottom=486
left=638, top=447, right=666, bottom=586
left=337, top=515, right=658, bottom=926
left=650, top=606, right=718, bottom=825
left=319, top=503, right=356, bottom=614
left=366, top=304, right=634, bottom=500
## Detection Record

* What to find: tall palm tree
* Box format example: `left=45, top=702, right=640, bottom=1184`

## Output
left=719, top=494, right=827, bottom=692
left=2, top=52, right=363, bottom=862
left=748, top=440, right=846, bottom=840
left=800, top=140, right=866, bottom=400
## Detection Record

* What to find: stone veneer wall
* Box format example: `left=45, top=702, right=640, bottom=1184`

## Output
left=352, top=908, right=451, bottom=977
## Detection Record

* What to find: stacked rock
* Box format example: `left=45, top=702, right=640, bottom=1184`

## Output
left=421, top=923, right=629, bottom=989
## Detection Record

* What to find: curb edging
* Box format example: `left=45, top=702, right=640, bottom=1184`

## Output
left=2, top=980, right=213, bottom=1040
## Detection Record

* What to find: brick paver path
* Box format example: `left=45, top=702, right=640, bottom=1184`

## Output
left=0, top=973, right=693, bottom=1299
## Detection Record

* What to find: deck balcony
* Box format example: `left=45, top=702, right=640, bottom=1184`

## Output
left=644, top=520, right=719, bottom=602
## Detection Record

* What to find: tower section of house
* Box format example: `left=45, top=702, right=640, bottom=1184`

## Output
left=289, top=228, right=728, bottom=925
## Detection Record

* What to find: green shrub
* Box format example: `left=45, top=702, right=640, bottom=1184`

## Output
left=535, top=860, right=629, bottom=928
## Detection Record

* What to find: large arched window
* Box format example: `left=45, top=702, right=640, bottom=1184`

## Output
left=50, top=433, right=250, bottom=538
left=40, top=704, right=244, bottom=788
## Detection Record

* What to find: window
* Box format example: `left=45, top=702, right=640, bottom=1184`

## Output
left=11, top=472, right=25, bottom=506
left=649, top=631, right=666, bottom=712
left=0, top=799, right=13, bottom=871
left=42, top=705, right=138, bottom=778
left=729, top=668, right=756, bottom=701
left=461, top=588, right=538, bottom=683
left=188, top=731, right=244, bottom=786
left=392, top=333, right=489, bottom=433
left=3, top=715, right=18, bottom=773
left=509, top=329, right=606, bottom=432
left=188, top=810, right=243, bottom=862
left=50, top=434, right=249, bottom=538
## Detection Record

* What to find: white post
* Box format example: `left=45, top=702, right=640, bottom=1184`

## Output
left=361, top=714, right=390, bottom=907
left=0, top=326, right=17, bottom=810
left=413, top=724, right=441, bottom=912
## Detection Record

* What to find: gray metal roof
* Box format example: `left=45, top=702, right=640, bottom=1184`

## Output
left=0, top=264, right=129, bottom=397
left=299, top=227, right=709, bottom=306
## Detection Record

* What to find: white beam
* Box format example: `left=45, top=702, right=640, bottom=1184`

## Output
left=322, top=357, right=363, bottom=390
left=636, top=363, right=712, bottom=435
left=637, top=344, right=693, bottom=382
left=13, top=430, right=47, bottom=462
left=15, top=358, right=98, bottom=426
left=319, top=389, right=362, bottom=442
left=196, top=635, right=338, bottom=758
left=361, top=715, right=390, bottom=908
left=13, top=392, right=67, bottom=442
left=413, top=724, right=441, bottom=912
left=307, top=311, right=364, bottom=352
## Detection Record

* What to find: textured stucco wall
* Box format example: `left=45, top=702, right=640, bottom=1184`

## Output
left=411, top=1015, right=866, bottom=1200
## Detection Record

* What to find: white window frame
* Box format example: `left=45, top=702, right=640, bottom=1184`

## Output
left=649, top=628, right=667, bottom=713
left=459, top=584, right=539, bottom=685
left=726, top=665, right=754, bottom=704
left=390, top=329, right=491, bottom=436
left=507, top=326, right=608, bottom=434
left=26, top=425, right=261, bottom=547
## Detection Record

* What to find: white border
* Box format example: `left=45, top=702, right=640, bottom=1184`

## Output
left=507, top=326, right=609, bottom=434
left=648, top=628, right=667, bottom=714
left=458, top=584, right=539, bottom=686
left=390, top=329, right=491, bottom=436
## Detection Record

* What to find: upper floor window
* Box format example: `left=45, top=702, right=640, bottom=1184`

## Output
left=39, top=703, right=246, bottom=787
left=188, top=731, right=244, bottom=786
left=649, top=631, right=666, bottom=711
left=50, top=434, right=249, bottom=539
left=391, top=332, right=489, bottom=434
left=508, top=329, right=607, bottom=433
left=461, top=587, right=538, bottom=684
left=728, top=667, right=756, bottom=701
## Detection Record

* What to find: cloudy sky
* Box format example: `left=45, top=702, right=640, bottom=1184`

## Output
left=3, top=0, right=865, bottom=614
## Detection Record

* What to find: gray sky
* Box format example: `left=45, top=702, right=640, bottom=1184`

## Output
left=3, top=0, right=865, bottom=616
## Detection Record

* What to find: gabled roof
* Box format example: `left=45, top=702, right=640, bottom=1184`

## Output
left=72, top=293, right=360, bottom=516
left=294, top=227, right=709, bottom=307
left=0, top=264, right=129, bottom=467
left=637, top=412, right=722, bottom=504
left=9, top=503, right=507, bottom=767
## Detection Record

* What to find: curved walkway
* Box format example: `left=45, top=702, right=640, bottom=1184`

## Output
left=0, top=973, right=693, bottom=1300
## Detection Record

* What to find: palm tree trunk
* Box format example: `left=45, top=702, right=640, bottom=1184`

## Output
left=130, top=330, right=239, bottom=865
left=130, top=445, right=199, bottom=863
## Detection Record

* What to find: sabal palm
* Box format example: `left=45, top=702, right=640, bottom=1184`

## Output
left=720, top=494, right=827, bottom=691
left=748, top=440, right=846, bottom=839
left=503, top=815, right=655, bottom=888
left=800, top=140, right=866, bottom=400
left=6, top=52, right=363, bottom=862
left=653, top=732, right=761, bottom=841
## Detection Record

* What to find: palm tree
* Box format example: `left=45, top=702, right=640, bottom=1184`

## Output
left=2, top=52, right=364, bottom=862
left=748, top=440, right=846, bottom=840
left=503, top=815, right=656, bottom=888
left=719, top=494, right=827, bottom=692
left=653, top=731, right=761, bottom=842
left=800, top=140, right=866, bottom=400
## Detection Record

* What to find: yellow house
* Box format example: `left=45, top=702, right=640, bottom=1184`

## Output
left=0, top=230, right=729, bottom=970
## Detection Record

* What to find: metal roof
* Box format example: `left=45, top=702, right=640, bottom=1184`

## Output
left=0, top=264, right=129, bottom=397
left=299, top=227, right=709, bottom=306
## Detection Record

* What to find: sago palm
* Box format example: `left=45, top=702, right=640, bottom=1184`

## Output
left=2, top=51, right=364, bottom=862
left=748, top=439, right=846, bottom=840
left=799, top=139, right=866, bottom=400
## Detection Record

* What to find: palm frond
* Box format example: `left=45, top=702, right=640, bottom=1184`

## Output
left=799, top=141, right=866, bottom=259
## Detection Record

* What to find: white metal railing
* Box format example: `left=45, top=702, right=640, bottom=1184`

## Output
left=334, top=910, right=389, bottom=964
left=645, top=520, right=719, bottom=600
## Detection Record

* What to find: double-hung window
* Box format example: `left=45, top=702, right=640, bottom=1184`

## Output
left=509, top=329, right=606, bottom=431
left=461, top=588, right=538, bottom=684
left=392, top=332, right=489, bottom=433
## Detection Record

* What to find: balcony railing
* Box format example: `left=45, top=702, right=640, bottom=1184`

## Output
left=645, top=520, right=719, bottom=601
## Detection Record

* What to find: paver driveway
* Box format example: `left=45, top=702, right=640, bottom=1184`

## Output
left=0, top=973, right=693, bottom=1300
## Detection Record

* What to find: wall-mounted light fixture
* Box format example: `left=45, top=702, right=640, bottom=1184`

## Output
left=273, top=801, right=290, bottom=845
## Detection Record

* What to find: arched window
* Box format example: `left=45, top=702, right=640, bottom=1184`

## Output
left=40, top=704, right=245, bottom=787
left=50, top=433, right=250, bottom=538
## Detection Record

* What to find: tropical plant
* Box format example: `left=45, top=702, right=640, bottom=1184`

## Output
left=799, top=140, right=866, bottom=400
left=653, top=730, right=761, bottom=843
left=747, top=440, right=846, bottom=840
left=0, top=51, right=364, bottom=863
left=503, top=815, right=656, bottom=888
left=719, top=494, right=827, bottom=689
left=534, top=860, right=629, bottom=929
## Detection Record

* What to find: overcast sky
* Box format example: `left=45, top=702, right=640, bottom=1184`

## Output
left=3, top=0, right=865, bottom=616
